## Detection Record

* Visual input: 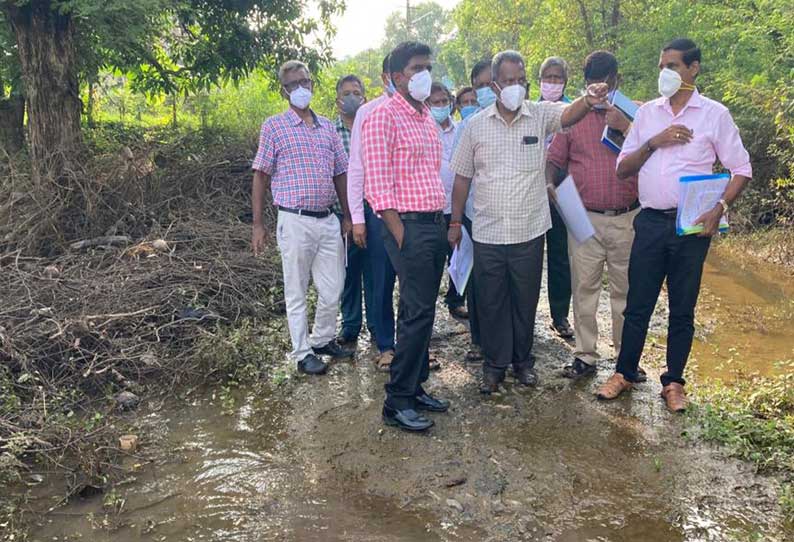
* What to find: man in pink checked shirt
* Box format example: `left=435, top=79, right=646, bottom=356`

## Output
left=596, top=39, right=752, bottom=412
left=362, top=41, right=449, bottom=432
left=347, top=54, right=398, bottom=374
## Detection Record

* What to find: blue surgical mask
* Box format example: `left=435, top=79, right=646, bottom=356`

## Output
left=460, top=105, right=479, bottom=120
left=431, top=105, right=451, bottom=124
left=387, top=79, right=397, bottom=96
left=475, top=86, right=497, bottom=108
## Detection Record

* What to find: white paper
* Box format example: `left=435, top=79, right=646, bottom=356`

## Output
left=676, top=174, right=730, bottom=235
left=552, top=175, right=595, bottom=244
left=449, top=227, right=474, bottom=293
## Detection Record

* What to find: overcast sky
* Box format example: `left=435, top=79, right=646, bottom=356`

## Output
left=330, top=0, right=462, bottom=58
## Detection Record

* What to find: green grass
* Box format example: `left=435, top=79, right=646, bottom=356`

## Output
left=689, top=370, right=794, bottom=522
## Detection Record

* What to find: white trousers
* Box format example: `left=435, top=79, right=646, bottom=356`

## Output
left=276, top=210, right=345, bottom=362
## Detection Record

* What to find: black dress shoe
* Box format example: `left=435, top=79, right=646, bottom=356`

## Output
left=480, top=369, right=504, bottom=394
left=635, top=366, right=648, bottom=383
left=297, top=354, right=328, bottom=375
left=382, top=406, right=434, bottom=432
left=415, top=393, right=450, bottom=412
left=550, top=318, right=575, bottom=339
left=514, top=366, right=538, bottom=387
left=313, top=339, right=354, bottom=358
left=561, top=358, right=597, bottom=379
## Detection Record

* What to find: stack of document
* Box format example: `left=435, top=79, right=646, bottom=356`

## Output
left=676, top=173, right=730, bottom=236
left=602, top=90, right=640, bottom=154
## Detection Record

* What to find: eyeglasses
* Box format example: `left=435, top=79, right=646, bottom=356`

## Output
left=283, top=78, right=312, bottom=92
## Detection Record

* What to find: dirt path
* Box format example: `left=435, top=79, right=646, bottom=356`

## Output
left=27, top=256, right=792, bottom=541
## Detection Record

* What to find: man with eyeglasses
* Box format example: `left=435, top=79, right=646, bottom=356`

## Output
left=251, top=60, right=354, bottom=377
left=449, top=50, right=608, bottom=393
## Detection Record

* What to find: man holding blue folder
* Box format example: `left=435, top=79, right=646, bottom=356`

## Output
left=596, top=38, right=752, bottom=411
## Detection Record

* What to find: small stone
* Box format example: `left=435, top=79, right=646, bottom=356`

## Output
left=119, top=434, right=138, bottom=452
left=446, top=498, right=464, bottom=512
left=151, top=239, right=169, bottom=252
left=444, top=476, right=467, bottom=488
left=43, top=265, right=60, bottom=279
left=114, top=390, right=140, bottom=411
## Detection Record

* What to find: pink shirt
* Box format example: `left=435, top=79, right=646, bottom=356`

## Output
left=347, top=94, right=389, bottom=224
left=618, top=91, right=752, bottom=210
left=362, top=92, right=446, bottom=214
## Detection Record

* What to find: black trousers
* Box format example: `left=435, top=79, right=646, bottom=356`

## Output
left=463, top=216, right=480, bottom=346
left=546, top=203, right=572, bottom=324
left=616, top=209, right=711, bottom=386
left=383, top=216, right=447, bottom=410
left=443, top=214, right=466, bottom=309
left=474, top=235, right=544, bottom=374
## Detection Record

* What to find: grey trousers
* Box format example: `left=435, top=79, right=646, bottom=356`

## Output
left=473, top=235, right=544, bottom=374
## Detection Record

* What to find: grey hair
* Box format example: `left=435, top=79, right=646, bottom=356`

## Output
left=278, top=60, right=310, bottom=84
left=539, top=56, right=569, bottom=80
left=491, top=50, right=526, bottom=81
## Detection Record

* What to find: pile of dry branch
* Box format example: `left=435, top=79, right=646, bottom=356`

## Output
left=0, top=134, right=282, bottom=480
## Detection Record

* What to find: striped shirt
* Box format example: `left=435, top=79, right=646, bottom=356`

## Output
left=547, top=110, right=638, bottom=210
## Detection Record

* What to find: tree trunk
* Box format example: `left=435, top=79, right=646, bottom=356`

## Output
left=0, top=91, right=25, bottom=155
left=6, top=0, right=82, bottom=174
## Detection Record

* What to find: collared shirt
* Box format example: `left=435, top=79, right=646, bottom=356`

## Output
left=252, top=108, right=348, bottom=211
left=451, top=111, right=480, bottom=219
left=547, top=110, right=638, bottom=210
left=438, top=119, right=458, bottom=215
left=332, top=116, right=353, bottom=214
left=347, top=94, right=389, bottom=224
left=450, top=100, right=566, bottom=244
left=618, top=90, right=752, bottom=210
left=362, top=92, right=446, bottom=213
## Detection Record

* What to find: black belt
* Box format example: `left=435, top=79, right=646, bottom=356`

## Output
left=586, top=201, right=640, bottom=217
left=278, top=206, right=332, bottom=218
left=399, top=211, right=444, bottom=223
left=645, top=207, right=678, bottom=218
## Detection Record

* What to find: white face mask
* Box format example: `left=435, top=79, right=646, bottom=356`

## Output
left=289, top=86, right=312, bottom=110
left=658, top=68, right=696, bottom=98
left=407, top=69, right=432, bottom=102
left=498, top=84, right=526, bottom=111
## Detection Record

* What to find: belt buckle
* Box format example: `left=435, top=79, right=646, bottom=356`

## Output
left=604, top=209, right=618, bottom=217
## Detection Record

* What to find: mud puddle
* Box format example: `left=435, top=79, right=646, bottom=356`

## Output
left=690, top=246, right=794, bottom=380
left=22, top=248, right=794, bottom=541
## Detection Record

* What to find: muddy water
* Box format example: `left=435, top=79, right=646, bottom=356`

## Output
left=25, top=249, right=793, bottom=542
left=691, top=247, right=794, bottom=379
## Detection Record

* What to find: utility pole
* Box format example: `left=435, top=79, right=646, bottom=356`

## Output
left=405, top=0, right=411, bottom=36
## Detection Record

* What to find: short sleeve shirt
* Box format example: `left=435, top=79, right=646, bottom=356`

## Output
left=450, top=100, right=566, bottom=244
left=252, top=108, right=348, bottom=211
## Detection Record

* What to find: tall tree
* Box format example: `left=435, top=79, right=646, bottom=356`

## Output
left=0, top=12, right=24, bottom=154
left=0, top=0, right=344, bottom=174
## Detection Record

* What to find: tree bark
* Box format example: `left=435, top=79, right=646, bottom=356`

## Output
left=575, top=0, right=595, bottom=49
left=0, top=91, right=25, bottom=155
left=6, top=0, right=82, bottom=174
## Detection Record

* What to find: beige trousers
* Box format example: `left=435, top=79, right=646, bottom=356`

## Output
left=568, top=208, right=638, bottom=365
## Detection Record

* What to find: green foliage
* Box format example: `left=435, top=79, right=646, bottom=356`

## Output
left=689, top=370, right=794, bottom=473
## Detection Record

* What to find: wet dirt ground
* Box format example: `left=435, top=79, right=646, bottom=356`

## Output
left=25, top=246, right=794, bottom=541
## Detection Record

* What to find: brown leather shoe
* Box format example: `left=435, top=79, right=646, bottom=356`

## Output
left=661, top=383, right=687, bottom=412
left=596, top=373, right=632, bottom=400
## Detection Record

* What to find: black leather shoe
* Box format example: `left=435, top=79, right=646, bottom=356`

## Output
left=415, top=393, right=450, bottom=412
left=297, top=354, right=328, bottom=375
left=514, top=366, right=538, bottom=387
left=382, top=406, right=434, bottom=432
left=635, top=366, right=648, bottom=383
left=313, top=339, right=354, bottom=358
left=480, top=369, right=504, bottom=394
left=561, top=358, right=597, bottom=380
